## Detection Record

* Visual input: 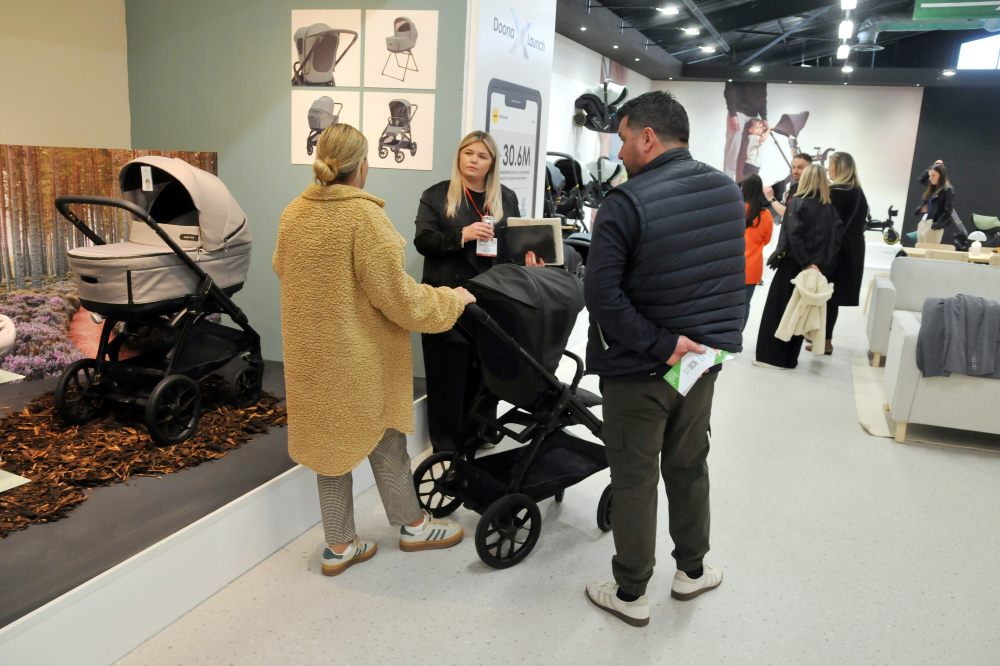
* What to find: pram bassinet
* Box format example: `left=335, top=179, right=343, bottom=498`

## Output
left=67, top=157, right=252, bottom=317
left=382, top=17, right=419, bottom=82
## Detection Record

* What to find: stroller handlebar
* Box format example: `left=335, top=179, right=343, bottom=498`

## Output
left=55, top=195, right=152, bottom=246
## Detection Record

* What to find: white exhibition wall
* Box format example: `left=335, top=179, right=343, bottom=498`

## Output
left=654, top=80, right=925, bottom=217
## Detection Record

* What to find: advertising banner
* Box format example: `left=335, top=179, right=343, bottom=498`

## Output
left=913, top=1, right=1000, bottom=20
left=465, top=0, right=556, bottom=216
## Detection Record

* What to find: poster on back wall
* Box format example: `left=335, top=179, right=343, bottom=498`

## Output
left=465, top=0, right=557, bottom=217
left=659, top=80, right=924, bottom=221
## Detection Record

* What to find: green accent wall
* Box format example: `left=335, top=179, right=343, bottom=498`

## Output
left=125, top=0, right=467, bottom=365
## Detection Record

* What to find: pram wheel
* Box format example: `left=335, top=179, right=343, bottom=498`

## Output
left=231, top=366, right=263, bottom=408
left=596, top=484, right=613, bottom=533
left=394, top=151, right=405, bottom=164
left=145, top=374, right=202, bottom=445
left=55, top=358, right=105, bottom=425
left=410, top=142, right=417, bottom=157
left=413, top=452, right=462, bottom=517
left=379, top=146, right=389, bottom=159
left=475, top=494, right=541, bottom=569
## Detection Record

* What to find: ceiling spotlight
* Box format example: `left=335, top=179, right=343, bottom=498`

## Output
left=916, top=83, right=921, bottom=87
left=839, top=20, right=854, bottom=40
left=842, top=0, right=857, bottom=9
left=580, top=26, right=587, bottom=31
left=836, top=43, right=850, bottom=60
left=842, top=65, right=854, bottom=73
left=635, top=57, right=641, bottom=62
left=613, top=44, right=619, bottom=49
left=682, top=26, right=701, bottom=36
left=788, top=80, right=793, bottom=84
left=727, top=78, right=733, bottom=82
left=942, top=69, right=957, bottom=77
left=843, top=82, right=848, bottom=85
left=699, top=44, right=717, bottom=53
left=658, top=4, right=680, bottom=15
left=748, top=64, right=762, bottom=73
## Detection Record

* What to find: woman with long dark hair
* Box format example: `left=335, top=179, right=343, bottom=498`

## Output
left=915, top=162, right=954, bottom=245
left=740, top=174, right=773, bottom=331
left=754, top=164, right=842, bottom=369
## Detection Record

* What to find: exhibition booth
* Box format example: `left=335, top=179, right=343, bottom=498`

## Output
left=2, top=0, right=1000, bottom=663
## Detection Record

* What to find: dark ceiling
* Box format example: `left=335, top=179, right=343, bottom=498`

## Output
left=557, top=0, right=1000, bottom=85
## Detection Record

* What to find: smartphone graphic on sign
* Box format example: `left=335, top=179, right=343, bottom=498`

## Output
left=485, top=78, right=541, bottom=217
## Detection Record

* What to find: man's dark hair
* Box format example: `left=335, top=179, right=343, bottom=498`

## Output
left=617, top=91, right=689, bottom=144
left=793, top=152, right=814, bottom=163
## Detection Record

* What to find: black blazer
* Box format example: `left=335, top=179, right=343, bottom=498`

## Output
left=414, top=181, right=520, bottom=288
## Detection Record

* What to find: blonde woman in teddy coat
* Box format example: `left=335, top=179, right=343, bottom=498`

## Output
left=274, top=124, right=476, bottom=576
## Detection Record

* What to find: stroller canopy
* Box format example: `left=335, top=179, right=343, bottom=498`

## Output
left=387, top=17, right=418, bottom=52
left=308, top=96, right=340, bottom=131
left=120, top=156, right=249, bottom=252
left=389, top=99, right=411, bottom=121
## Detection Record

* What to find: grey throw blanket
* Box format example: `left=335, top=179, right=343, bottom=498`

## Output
left=917, top=294, right=1000, bottom=378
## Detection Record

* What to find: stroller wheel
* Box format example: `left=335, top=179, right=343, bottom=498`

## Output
left=413, top=452, right=462, bottom=517
left=231, top=366, right=263, bottom=408
left=475, top=494, right=542, bottom=569
left=394, top=150, right=405, bottom=164
left=55, top=358, right=105, bottom=425
left=378, top=146, right=389, bottom=159
left=146, top=374, right=202, bottom=445
left=597, top=484, right=613, bottom=533
left=410, top=142, right=417, bottom=157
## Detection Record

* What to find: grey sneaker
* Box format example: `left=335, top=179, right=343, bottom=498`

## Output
left=399, top=511, right=464, bottom=552
left=585, top=581, right=650, bottom=627
left=671, top=564, right=723, bottom=600
left=321, top=538, right=377, bottom=577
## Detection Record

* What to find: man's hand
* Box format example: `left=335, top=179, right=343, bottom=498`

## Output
left=667, top=335, right=705, bottom=367
left=728, top=115, right=739, bottom=132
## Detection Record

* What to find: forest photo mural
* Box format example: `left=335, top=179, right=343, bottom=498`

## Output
left=0, top=146, right=217, bottom=381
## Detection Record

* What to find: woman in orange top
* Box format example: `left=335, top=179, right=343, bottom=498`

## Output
left=741, top=174, right=774, bottom=331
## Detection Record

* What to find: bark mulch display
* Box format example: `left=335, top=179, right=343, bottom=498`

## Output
left=0, top=375, right=286, bottom=537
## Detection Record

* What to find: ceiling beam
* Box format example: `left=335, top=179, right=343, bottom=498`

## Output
left=738, top=7, right=836, bottom=65
left=679, top=0, right=731, bottom=53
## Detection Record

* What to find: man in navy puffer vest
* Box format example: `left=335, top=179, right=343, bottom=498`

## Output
left=584, top=91, right=745, bottom=628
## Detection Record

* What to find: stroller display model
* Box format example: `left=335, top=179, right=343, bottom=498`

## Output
left=54, top=157, right=263, bottom=445
left=292, top=23, right=359, bottom=86
left=306, top=96, right=342, bottom=156
left=382, top=17, right=419, bottom=82
left=377, top=99, right=418, bottom=163
left=412, top=264, right=612, bottom=569
left=543, top=152, right=587, bottom=232
left=865, top=205, right=900, bottom=244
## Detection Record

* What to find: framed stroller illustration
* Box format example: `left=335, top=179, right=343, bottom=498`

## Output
left=290, top=90, right=360, bottom=165
left=290, top=10, right=361, bottom=88
left=362, top=91, right=436, bottom=171
left=362, top=10, right=439, bottom=89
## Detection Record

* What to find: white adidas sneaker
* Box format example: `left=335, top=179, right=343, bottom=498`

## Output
left=399, top=511, right=464, bottom=552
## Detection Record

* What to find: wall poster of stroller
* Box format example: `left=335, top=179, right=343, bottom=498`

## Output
left=362, top=91, right=436, bottom=171
left=362, top=10, right=439, bottom=90
left=291, top=9, right=362, bottom=88
left=291, top=90, right=361, bottom=165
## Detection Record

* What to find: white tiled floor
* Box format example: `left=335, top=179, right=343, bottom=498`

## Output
left=120, top=265, right=1000, bottom=665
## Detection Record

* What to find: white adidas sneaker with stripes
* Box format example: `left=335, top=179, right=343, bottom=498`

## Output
left=399, top=511, right=464, bottom=552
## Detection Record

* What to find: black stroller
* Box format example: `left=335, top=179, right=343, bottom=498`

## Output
left=412, top=265, right=612, bottom=569
left=292, top=23, right=359, bottom=86
left=378, top=99, right=418, bottom=163
left=382, top=17, right=419, bottom=82
left=53, top=157, right=263, bottom=445
left=306, top=96, right=342, bottom=156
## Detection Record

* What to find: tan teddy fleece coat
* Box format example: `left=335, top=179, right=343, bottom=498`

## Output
left=273, top=184, right=465, bottom=476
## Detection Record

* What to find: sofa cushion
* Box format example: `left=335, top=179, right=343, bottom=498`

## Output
left=890, top=256, right=1000, bottom=312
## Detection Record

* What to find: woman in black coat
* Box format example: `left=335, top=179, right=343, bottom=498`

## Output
left=754, top=164, right=843, bottom=369
left=915, top=162, right=955, bottom=245
left=813, top=151, right=868, bottom=355
left=414, top=131, right=520, bottom=452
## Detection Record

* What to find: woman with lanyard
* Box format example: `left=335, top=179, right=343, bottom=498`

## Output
left=414, top=130, right=535, bottom=453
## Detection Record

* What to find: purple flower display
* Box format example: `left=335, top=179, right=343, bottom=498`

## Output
left=0, top=280, right=84, bottom=380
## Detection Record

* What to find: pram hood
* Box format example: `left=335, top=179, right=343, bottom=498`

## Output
left=388, top=99, right=411, bottom=120
left=466, top=265, right=584, bottom=407
left=120, top=156, right=250, bottom=252
left=308, top=96, right=340, bottom=131
left=393, top=17, right=417, bottom=37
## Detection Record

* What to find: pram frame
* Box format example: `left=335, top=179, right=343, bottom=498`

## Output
left=413, top=302, right=610, bottom=569
left=54, top=195, right=263, bottom=444
left=377, top=102, right=419, bottom=163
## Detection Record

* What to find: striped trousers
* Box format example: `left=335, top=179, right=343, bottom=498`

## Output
left=316, top=428, right=424, bottom=545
